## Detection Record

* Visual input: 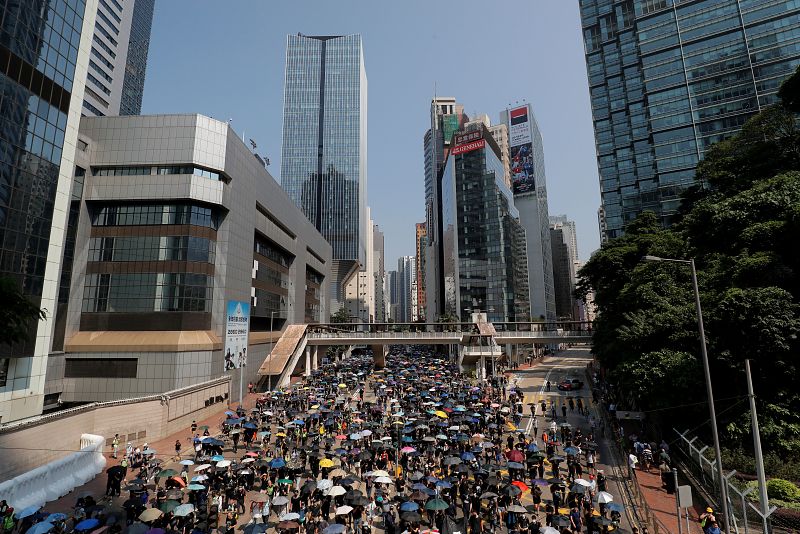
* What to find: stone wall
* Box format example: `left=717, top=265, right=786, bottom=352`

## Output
left=0, top=376, right=230, bottom=482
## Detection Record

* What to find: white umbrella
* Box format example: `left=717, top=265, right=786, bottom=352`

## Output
left=597, top=491, right=614, bottom=504
left=272, top=496, right=290, bottom=506
left=317, top=479, right=333, bottom=491
left=361, top=429, right=373, bottom=436
left=194, top=464, right=212, bottom=471
left=336, top=506, right=353, bottom=515
left=280, top=513, right=301, bottom=521
left=241, top=458, right=255, bottom=464
left=327, top=486, right=346, bottom=497
left=216, top=460, right=231, bottom=468
left=541, top=528, right=560, bottom=534
left=180, top=459, right=194, bottom=466
left=574, top=479, right=593, bottom=487
left=374, top=476, right=392, bottom=484
left=370, top=469, right=390, bottom=478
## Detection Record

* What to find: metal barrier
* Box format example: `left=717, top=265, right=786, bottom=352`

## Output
left=673, top=429, right=777, bottom=534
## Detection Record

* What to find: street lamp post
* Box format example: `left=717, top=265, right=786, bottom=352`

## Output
left=642, top=255, right=730, bottom=534
left=267, top=311, right=277, bottom=391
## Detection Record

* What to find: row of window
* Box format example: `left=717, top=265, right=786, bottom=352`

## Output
left=64, top=358, right=137, bottom=379
left=82, top=272, right=213, bottom=313
left=88, top=235, right=216, bottom=264
left=93, top=35, right=116, bottom=59
left=254, top=237, right=293, bottom=268
left=94, top=20, right=118, bottom=46
left=92, top=164, right=225, bottom=182
left=91, top=204, right=220, bottom=229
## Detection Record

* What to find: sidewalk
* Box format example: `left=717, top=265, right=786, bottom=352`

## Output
left=47, top=392, right=260, bottom=513
left=635, top=468, right=704, bottom=534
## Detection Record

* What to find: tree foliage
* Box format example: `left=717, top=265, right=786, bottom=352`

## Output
left=330, top=307, right=350, bottom=324
left=578, top=66, right=800, bottom=459
left=0, top=276, right=47, bottom=347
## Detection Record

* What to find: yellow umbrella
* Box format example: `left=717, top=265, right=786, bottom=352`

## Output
left=338, top=384, right=347, bottom=388
left=392, top=420, right=405, bottom=425
left=434, top=411, right=448, bottom=419
left=506, top=422, right=517, bottom=431
left=311, top=404, right=320, bottom=409
left=275, top=432, right=286, bottom=437
left=319, top=458, right=335, bottom=468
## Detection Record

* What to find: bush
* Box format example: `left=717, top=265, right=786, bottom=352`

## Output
left=767, top=479, right=800, bottom=502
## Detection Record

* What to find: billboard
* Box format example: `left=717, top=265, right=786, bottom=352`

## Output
left=508, top=105, right=536, bottom=194
left=509, top=105, right=532, bottom=146
left=451, top=139, right=485, bottom=155
left=224, top=300, right=250, bottom=370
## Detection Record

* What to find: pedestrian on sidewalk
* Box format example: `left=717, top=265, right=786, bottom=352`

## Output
left=174, top=439, right=181, bottom=460
left=111, top=433, right=120, bottom=458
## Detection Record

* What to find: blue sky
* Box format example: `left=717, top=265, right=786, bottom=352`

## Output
left=142, top=0, right=600, bottom=264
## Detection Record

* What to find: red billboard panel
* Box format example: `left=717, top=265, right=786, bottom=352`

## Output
left=451, top=139, right=485, bottom=155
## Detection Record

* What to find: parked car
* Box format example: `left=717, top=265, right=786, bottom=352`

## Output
left=557, top=377, right=584, bottom=391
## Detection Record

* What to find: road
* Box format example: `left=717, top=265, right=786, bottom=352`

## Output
left=510, top=347, right=635, bottom=532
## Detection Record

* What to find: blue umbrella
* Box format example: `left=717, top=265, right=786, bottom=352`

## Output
left=607, top=503, right=624, bottom=512
left=461, top=452, right=475, bottom=461
left=526, top=443, right=540, bottom=452
left=225, top=411, right=236, bottom=416
left=269, top=458, right=286, bottom=468
left=16, top=506, right=41, bottom=520
left=211, top=455, right=225, bottom=462
left=26, top=523, right=54, bottom=534
left=75, top=519, right=100, bottom=531
left=224, top=418, right=239, bottom=425
left=173, top=504, right=195, bottom=517
left=243, top=422, right=257, bottom=429
left=187, top=483, right=206, bottom=491
left=322, top=525, right=346, bottom=534
left=564, top=447, right=579, bottom=455
left=507, top=461, right=524, bottom=469
left=293, top=419, right=306, bottom=425
left=436, top=481, right=452, bottom=488
left=399, top=502, right=419, bottom=512
left=45, top=514, right=67, bottom=523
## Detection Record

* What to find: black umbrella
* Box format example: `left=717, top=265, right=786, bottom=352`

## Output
left=401, top=512, right=422, bottom=523
left=552, top=515, right=571, bottom=528
left=106, top=465, right=126, bottom=477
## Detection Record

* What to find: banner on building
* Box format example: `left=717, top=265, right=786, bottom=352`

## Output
left=508, top=105, right=536, bottom=194
left=224, top=300, right=250, bottom=370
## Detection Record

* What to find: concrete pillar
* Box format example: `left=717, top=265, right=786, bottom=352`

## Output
left=305, top=347, right=311, bottom=376
left=312, top=346, right=318, bottom=370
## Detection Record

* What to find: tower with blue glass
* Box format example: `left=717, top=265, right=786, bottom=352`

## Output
left=581, top=0, right=800, bottom=239
left=280, top=34, right=368, bottom=311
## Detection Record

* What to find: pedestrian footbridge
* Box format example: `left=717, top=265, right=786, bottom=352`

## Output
left=257, top=321, right=592, bottom=389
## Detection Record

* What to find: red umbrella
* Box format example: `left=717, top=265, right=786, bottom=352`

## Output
left=506, top=450, right=525, bottom=463
left=168, top=476, right=186, bottom=487
left=511, top=480, right=529, bottom=492
left=246, top=452, right=259, bottom=457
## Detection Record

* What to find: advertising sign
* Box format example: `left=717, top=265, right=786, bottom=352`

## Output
left=451, top=139, right=485, bottom=156
left=508, top=105, right=536, bottom=194
left=454, top=130, right=482, bottom=146
left=509, top=105, right=532, bottom=146
left=224, top=300, right=250, bottom=370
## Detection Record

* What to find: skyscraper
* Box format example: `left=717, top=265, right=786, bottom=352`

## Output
left=280, top=34, right=368, bottom=312
left=423, top=97, right=468, bottom=321
left=501, top=104, right=556, bottom=320
left=438, top=125, right=530, bottom=323
left=549, top=215, right=580, bottom=320
left=580, top=0, right=800, bottom=239
left=372, top=224, right=385, bottom=323
left=414, top=222, right=427, bottom=317
left=82, top=0, right=155, bottom=117
left=397, top=256, right=416, bottom=323
left=0, top=0, right=97, bottom=422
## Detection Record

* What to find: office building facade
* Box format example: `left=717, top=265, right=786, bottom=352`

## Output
left=43, top=114, right=331, bottom=404
left=372, top=224, right=385, bottom=322
left=280, top=34, right=368, bottom=311
left=414, top=222, right=427, bottom=317
left=439, top=125, right=530, bottom=323
left=82, top=0, right=155, bottom=117
left=549, top=215, right=580, bottom=320
left=0, top=0, right=98, bottom=422
left=580, top=0, right=800, bottom=239
left=501, top=104, right=556, bottom=320
left=396, top=256, right=416, bottom=323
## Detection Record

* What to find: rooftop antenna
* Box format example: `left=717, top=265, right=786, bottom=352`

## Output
left=249, top=139, right=257, bottom=150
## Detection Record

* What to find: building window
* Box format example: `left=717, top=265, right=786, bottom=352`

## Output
left=90, top=203, right=219, bottom=229
left=65, top=358, right=137, bottom=378
left=88, top=235, right=216, bottom=263
left=82, top=273, right=213, bottom=313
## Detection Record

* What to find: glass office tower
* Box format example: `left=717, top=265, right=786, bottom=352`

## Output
left=120, top=0, right=155, bottom=115
left=440, top=126, right=530, bottom=323
left=280, top=34, right=367, bottom=309
left=0, top=0, right=95, bottom=421
left=580, top=0, right=800, bottom=238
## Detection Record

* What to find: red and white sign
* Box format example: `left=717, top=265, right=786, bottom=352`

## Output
left=451, top=139, right=485, bottom=155
left=508, top=105, right=532, bottom=147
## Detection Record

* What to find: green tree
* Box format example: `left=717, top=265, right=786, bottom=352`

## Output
left=0, top=276, right=47, bottom=346
left=330, top=306, right=350, bottom=324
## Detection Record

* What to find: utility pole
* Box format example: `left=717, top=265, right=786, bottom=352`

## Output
left=745, top=359, right=771, bottom=534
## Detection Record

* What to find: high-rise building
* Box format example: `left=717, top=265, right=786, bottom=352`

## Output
left=345, top=207, right=374, bottom=322
left=280, top=34, right=368, bottom=312
left=423, top=97, right=468, bottom=322
left=0, top=0, right=98, bottom=422
left=597, top=205, right=608, bottom=244
left=414, top=222, right=427, bottom=318
left=82, top=0, right=155, bottom=117
left=387, top=269, right=399, bottom=322
left=437, top=125, right=530, bottom=323
left=396, top=256, right=416, bottom=323
left=501, top=104, right=556, bottom=320
left=372, top=224, right=385, bottom=322
left=549, top=215, right=580, bottom=320
left=580, top=0, right=800, bottom=239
